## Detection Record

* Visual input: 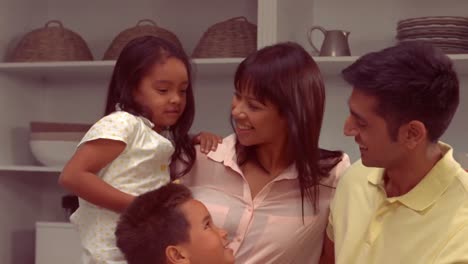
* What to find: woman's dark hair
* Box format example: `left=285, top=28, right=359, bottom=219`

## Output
left=116, top=183, right=192, bottom=264
left=342, top=41, right=459, bottom=142
left=104, top=36, right=195, bottom=178
left=233, top=42, right=343, bottom=213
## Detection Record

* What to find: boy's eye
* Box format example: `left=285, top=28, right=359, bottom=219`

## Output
left=157, top=88, right=168, bottom=93
left=205, top=219, right=215, bottom=229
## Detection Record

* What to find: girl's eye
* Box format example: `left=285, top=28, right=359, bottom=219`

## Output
left=247, top=102, right=260, bottom=110
left=157, top=88, right=168, bottom=93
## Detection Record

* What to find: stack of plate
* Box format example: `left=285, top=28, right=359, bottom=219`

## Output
left=396, top=16, right=468, bottom=54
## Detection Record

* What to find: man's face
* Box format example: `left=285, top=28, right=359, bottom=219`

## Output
left=343, top=89, right=406, bottom=168
left=179, top=199, right=234, bottom=264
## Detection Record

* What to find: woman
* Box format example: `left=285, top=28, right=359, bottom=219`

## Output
left=182, top=42, right=350, bottom=263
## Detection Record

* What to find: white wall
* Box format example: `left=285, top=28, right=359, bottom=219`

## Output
left=0, top=0, right=467, bottom=263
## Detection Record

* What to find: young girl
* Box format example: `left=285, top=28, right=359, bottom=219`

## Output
left=59, top=36, right=217, bottom=263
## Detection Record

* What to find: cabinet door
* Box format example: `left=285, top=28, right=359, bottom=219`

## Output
left=35, top=222, right=81, bottom=264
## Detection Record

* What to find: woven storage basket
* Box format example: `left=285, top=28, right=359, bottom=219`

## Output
left=103, top=19, right=183, bottom=60
left=9, top=20, right=93, bottom=62
left=192, top=16, right=257, bottom=58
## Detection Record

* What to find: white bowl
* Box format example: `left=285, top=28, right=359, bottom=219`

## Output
left=30, top=140, right=79, bottom=167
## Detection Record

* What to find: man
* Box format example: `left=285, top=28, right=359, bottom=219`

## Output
left=321, top=42, right=468, bottom=264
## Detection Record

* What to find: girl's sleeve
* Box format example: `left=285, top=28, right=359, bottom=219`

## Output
left=78, top=112, right=139, bottom=147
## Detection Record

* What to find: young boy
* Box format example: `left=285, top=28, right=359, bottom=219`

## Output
left=115, top=183, right=235, bottom=264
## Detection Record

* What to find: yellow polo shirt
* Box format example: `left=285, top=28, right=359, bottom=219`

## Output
left=327, top=143, right=468, bottom=264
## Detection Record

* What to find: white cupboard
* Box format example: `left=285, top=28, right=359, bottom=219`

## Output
left=0, top=0, right=467, bottom=263
left=35, top=222, right=81, bottom=264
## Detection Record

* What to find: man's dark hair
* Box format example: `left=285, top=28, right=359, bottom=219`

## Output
left=342, top=41, right=459, bottom=142
left=115, top=183, right=192, bottom=264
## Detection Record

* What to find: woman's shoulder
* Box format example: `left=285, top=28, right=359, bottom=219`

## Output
left=320, top=152, right=351, bottom=187
left=182, top=134, right=237, bottom=183
left=195, top=134, right=236, bottom=162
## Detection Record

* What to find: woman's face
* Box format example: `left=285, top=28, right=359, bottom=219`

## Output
left=231, top=88, right=288, bottom=147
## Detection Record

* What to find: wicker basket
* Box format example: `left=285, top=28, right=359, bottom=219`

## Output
left=9, top=20, right=93, bottom=62
left=192, top=16, right=257, bottom=58
left=103, top=19, right=183, bottom=60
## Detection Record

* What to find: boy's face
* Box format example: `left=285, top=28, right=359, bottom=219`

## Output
left=179, top=199, right=234, bottom=264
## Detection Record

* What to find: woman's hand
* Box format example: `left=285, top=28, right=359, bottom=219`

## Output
left=192, top=131, right=223, bottom=154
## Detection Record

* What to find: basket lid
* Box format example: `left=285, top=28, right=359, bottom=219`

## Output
left=9, top=20, right=94, bottom=62
left=192, top=16, right=257, bottom=58
left=103, top=19, right=183, bottom=60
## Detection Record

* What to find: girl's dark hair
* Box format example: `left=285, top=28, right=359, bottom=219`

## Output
left=104, top=36, right=195, bottom=179
left=233, top=42, right=343, bottom=213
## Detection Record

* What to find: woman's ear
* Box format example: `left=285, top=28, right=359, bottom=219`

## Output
left=166, top=245, right=190, bottom=264
left=400, top=120, right=427, bottom=149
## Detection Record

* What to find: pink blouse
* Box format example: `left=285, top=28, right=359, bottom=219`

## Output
left=182, top=134, right=350, bottom=263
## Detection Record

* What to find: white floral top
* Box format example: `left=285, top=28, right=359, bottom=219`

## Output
left=70, top=111, right=174, bottom=263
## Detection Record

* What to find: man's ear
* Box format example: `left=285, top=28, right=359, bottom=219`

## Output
left=400, top=120, right=427, bottom=149
left=166, top=245, right=190, bottom=264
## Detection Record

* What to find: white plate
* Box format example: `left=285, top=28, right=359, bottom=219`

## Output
left=398, top=37, right=468, bottom=46
left=397, top=32, right=468, bottom=40
left=398, top=16, right=468, bottom=29
left=398, top=24, right=468, bottom=31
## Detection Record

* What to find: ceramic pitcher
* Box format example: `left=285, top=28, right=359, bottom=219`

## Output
left=307, top=26, right=351, bottom=56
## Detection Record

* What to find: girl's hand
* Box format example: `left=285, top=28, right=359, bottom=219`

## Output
left=192, top=132, right=222, bottom=154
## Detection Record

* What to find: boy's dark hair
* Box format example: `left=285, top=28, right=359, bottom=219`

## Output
left=115, top=183, right=192, bottom=264
left=342, top=41, right=459, bottom=142
left=104, top=36, right=196, bottom=179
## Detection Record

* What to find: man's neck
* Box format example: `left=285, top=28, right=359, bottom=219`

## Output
left=384, top=143, right=443, bottom=197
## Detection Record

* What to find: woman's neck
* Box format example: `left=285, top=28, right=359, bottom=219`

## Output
left=254, top=140, right=292, bottom=177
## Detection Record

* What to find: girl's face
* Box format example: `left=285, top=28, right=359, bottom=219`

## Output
left=133, top=57, right=189, bottom=132
left=231, top=88, right=288, bottom=148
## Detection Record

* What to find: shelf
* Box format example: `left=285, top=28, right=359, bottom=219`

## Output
left=0, top=61, right=114, bottom=80
left=0, top=165, right=62, bottom=173
left=0, top=58, right=244, bottom=81
left=0, top=54, right=466, bottom=81
left=313, top=56, right=358, bottom=78
left=313, top=54, right=468, bottom=77
left=192, top=58, right=243, bottom=77
left=36, top=221, right=74, bottom=228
